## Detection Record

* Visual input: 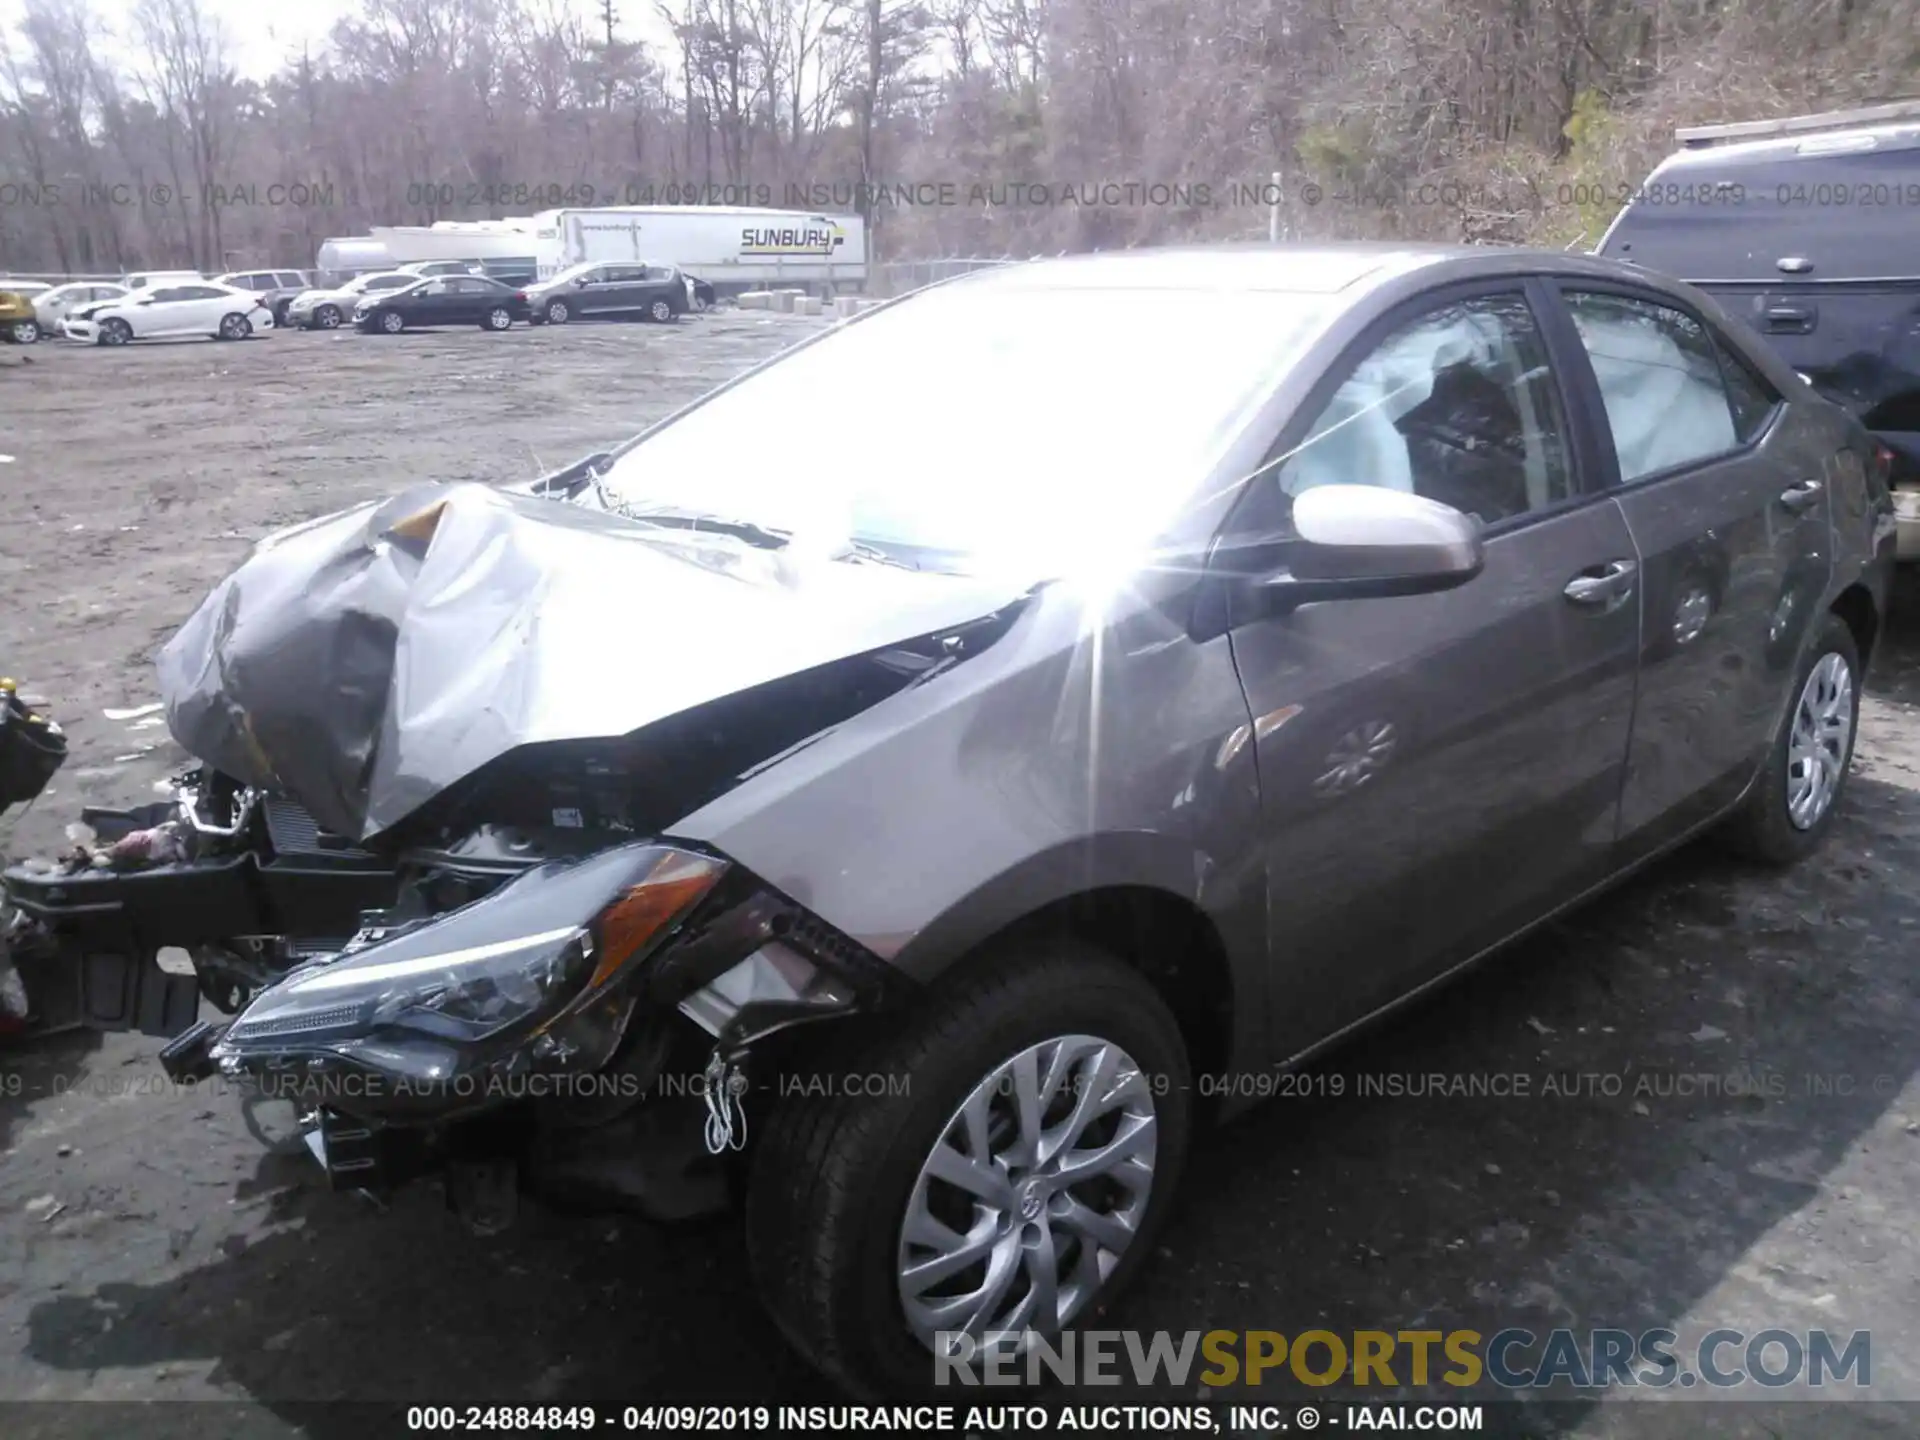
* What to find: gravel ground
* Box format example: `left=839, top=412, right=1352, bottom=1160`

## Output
left=1, top=315, right=1918, bottom=1438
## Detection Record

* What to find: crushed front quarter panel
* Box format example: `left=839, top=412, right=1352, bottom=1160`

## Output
left=156, top=481, right=1033, bottom=842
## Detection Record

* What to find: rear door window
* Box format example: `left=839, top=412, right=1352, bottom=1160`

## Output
left=1561, top=291, right=1748, bottom=482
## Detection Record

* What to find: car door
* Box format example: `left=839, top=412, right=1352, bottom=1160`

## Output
left=577, top=267, right=621, bottom=316
left=130, top=286, right=183, bottom=336
left=1225, top=282, right=1642, bottom=1050
left=1549, top=283, right=1834, bottom=860
left=409, top=279, right=458, bottom=324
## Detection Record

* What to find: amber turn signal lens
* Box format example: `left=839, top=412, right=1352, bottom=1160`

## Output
left=588, top=851, right=726, bottom=990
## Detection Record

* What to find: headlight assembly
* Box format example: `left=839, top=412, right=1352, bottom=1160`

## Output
left=212, top=842, right=726, bottom=1102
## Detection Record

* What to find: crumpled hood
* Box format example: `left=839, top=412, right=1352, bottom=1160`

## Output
left=157, top=480, right=1029, bottom=842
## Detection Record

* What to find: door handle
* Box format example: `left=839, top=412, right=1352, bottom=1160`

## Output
left=1779, top=479, right=1824, bottom=513
left=1763, top=304, right=1817, bottom=334
left=1564, top=558, right=1638, bottom=607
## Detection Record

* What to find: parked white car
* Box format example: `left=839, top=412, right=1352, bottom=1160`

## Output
left=120, top=270, right=205, bottom=292
left=62, top=282, right=276, bottom=345
left=284, top=271, right=420, bottom=329
left=34, top=282, right=131, bottom=330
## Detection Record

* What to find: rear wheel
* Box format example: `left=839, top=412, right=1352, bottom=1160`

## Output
left=746, top=941, right=1191, bottom=1398
left=544, top=299, right=570, bottom=325
left=98, top=318, right=131, bottom=346
left=314, top=305, right=341, bottom=329
left=7, top=319, right=39, bottom=343
left=1722, top=612, right=1861, bottom=864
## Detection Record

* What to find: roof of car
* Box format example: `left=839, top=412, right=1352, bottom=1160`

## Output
left=1656, top=119, right=1920, bottom=173
left=952, top=243, right=1527, bottom=296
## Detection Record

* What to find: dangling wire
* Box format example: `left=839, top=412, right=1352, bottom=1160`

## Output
left=702, top=1052, right=749, bottom=1154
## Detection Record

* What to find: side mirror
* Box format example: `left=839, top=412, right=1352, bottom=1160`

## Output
left=1256, top=485, right=1484, bottom=609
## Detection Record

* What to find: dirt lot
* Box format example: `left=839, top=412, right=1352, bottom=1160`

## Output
left=2, top=316, right=1919, bottom=1438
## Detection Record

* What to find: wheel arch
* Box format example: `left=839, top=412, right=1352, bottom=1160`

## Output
left=1830, top=581, right=1880, bottom=671
left=884, top=837, right=1252, bottom=1120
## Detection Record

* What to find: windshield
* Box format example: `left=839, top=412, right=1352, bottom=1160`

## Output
left=594, top=280, right=1329, bottom=581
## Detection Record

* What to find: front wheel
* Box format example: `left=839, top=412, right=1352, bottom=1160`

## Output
left=649, top=298, right=676, bottom=323
left=379, top=310, right=405, bottom=334
left=1722, top=612, right=1861, bottom=864
left=98, top=318, right=131, bottom=346
left=314, top=305, right=341, bottom=329
left=482, top=306, right=512, bottom=331
left=746, top=941, right=1191, bottom=1399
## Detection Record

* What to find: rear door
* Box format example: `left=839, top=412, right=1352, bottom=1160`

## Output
left=408, top=279, right=459, bottom=324
left=1229, top=281, right=1642, bottom=1050
left=1547, top=282, right=1833, bottom=860
left=442, top=277, right=489, bottom=321
left=598, top=266, right=648, bottom=315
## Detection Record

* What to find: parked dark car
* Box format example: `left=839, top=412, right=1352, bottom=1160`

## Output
left=1597, top=98, right=1920, bottom=553
left=5, top=244, right=1894, bottom=1399
left=354, top=275, right=531, bottom=333
left=525, top=261, right=689, bottom=325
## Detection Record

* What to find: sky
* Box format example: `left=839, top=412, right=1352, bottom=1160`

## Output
left=3, top=0, right=677, bottom=83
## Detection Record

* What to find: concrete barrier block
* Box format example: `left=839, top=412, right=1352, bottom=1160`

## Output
left=769, top=291, right=795, bottom=313
left=738, top=292, right=770, bottom=310
left=794, top=296, right=823, bottom=316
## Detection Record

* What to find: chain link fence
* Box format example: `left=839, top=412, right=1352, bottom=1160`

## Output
left=866, top=255, right=1034, bottom=298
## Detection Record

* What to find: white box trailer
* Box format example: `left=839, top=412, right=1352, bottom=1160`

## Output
left=528, top=206, right=867, bottom=293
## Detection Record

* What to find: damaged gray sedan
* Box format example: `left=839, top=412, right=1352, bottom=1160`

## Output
left=3, top=244, right=1896, bottom=1396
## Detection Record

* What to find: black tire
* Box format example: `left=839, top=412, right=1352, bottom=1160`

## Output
left=649, top=298, right=676, bottom=323
left=216, top=312, right=251, bottom=340
left=98, top=318, right=131, bottom=347
left=544, top=299, right=570, bottom=325
left=482, top=306, right=512, bottom=331
left=273, top=300, right=292, bottom=326
left=746, top=940, right=1192, bottom=1399
left=315, top=305, right=341, bottom=329
left=1721, top=612, right=1861, bottom=865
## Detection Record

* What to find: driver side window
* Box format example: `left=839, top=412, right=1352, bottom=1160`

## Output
left=1278, top=293, right=1574, bottom=529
